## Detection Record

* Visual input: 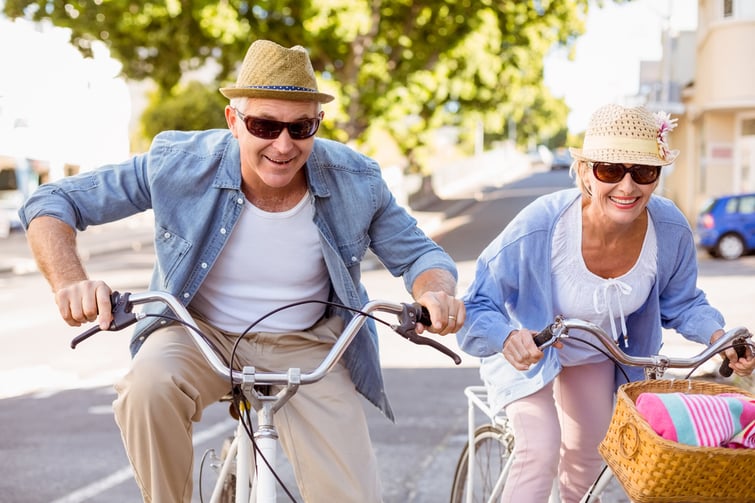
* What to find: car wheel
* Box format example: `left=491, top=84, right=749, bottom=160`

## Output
left=715, top=233, right=745, bottom=260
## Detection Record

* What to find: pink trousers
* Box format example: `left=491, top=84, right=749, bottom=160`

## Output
left=500, top=360, right=615, bottom=503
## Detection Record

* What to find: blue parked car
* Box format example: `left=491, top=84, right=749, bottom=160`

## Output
left=695, top=192, right=755, bottom=260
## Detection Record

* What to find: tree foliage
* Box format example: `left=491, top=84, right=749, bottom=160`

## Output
left=4, top=0, right=611, bottom=172
left=140, top=80, right=228, bottom=136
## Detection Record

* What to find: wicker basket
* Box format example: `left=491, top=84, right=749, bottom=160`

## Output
left=598, top=379, right=755, bottom=503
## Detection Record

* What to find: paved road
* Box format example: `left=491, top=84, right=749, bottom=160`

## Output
left=3, top=167, right=754, bottom=503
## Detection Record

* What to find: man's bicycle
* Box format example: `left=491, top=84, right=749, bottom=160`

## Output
left=71, top=290, right=461, bottom=503
left=449, top=316, right=754, bottom=503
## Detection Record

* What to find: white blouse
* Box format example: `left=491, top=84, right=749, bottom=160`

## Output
left=551, top=199, right=657, bottom=366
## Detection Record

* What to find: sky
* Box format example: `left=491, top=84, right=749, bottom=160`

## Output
left=0, top=17, right=131, bottom=170
left=0, top=0, right=698, bottom=167
left=545, top=0, right=698, bottom=132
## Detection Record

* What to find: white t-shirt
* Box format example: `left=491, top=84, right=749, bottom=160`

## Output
left=192, top=192, right=330, bottom=333
left=551, top=199, right=657, bottom=366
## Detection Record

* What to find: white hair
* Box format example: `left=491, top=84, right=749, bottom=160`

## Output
left=228, top=97, right=321, bottom=114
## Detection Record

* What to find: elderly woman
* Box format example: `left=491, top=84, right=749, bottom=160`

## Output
left=456, top=104, right=755, bottom=502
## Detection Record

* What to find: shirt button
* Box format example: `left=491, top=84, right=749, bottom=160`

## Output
left=201, top=262, right=208, bottom=269
left=237, top=198, right=244, bottom=205
left=163, top=232, right=171, bottom=239
left=183, top=292, right=190, bottom=299
left=351, top=256, right=357, bottom=262
left=220, top=228, right=227, bottom=235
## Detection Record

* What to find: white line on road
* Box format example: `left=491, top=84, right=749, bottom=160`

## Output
left=49, top=419, right=236, bottom=503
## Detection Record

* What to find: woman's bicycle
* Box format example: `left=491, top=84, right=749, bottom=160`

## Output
left=449, top=316, right=754, bottom=503
left=70, top=290, right=462, bottom=503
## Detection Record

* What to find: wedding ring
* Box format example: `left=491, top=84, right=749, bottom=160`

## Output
left=448, top=315, right=456, bottom=320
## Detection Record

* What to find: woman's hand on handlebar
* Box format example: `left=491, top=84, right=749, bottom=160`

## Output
left=503, top=328, right=563, bottom=371
left=711, top=328, right=755, bottom=377
left=54, top=280, right=113, bottom=330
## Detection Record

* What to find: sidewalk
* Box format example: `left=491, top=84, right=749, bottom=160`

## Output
left=0, top=211, right=157, bottom=276
left=0, top=195, right=476, bottom=276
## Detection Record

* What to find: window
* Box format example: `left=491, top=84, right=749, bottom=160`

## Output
left=740, top=195, right=755, bottom=214
left=722, top=0, right=755, bottom=19
left=744, top=119, right=755, bottom=136
left=724, top=0, right=734, bottom=17
left=725, top=197, right=739, bottom=214
left=0, top=168, right=18, bottom=191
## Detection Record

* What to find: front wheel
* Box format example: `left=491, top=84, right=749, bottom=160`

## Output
left=450, top=424, right=514, bottom=503
left=716, top=233, right=745, bottom=260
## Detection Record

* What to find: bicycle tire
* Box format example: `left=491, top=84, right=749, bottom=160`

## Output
left=450, top=423, right=514, bottom=503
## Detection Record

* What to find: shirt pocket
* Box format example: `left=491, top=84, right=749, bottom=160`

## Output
left=337, top=234, right=371, bottom=269
left=154, top=225, right=191, bottom=286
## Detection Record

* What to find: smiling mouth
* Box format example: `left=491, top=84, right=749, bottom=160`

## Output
left=610, top=196, right=640, bottom=206
left=264, top=155, right=295, bottom=165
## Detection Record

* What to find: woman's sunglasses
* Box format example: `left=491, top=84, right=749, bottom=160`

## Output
left=590, top=162, right=661, bottom=185
left=233, top=108, right=321, bottom=140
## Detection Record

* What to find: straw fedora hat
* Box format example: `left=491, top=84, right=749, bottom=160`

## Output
left=219, top=40, right=334, bottom=103
left=569, top=104, right=679, bottom=166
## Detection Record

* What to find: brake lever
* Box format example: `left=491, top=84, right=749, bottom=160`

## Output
left=393, top=303, right=462, bottom=365
left=70, top=291, right=138, bottom=349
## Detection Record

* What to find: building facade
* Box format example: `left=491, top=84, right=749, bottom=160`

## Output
left=660, top=0, right=755, bottom=222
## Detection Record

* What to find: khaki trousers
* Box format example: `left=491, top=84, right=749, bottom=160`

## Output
left=113, top=315, right=383, bottom=503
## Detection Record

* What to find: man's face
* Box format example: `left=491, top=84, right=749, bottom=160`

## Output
left=226, top=98, right=321, bottom=191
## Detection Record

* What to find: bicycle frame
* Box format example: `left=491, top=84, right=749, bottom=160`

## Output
left=462, top=386, right=513, bottom=503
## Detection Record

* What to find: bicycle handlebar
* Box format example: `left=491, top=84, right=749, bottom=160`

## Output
left=71, top=291, right=461, bottom=385
left=532, top=315, right=752, bottom=378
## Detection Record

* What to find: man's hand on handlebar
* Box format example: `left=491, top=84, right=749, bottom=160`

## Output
left=413, top=290, right=465, bottom=336
left=54, top=280, right=113, bottom=330
left=502, top=328, right=563, bottom=371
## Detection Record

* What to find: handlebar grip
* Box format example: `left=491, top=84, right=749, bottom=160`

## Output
left=417, top=305, right=432, bottom=327
left=533, top=326, right=555, bottom=349
left=718, top=339, right=748, bottom=377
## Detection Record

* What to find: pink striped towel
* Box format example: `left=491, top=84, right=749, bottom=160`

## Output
left=635, top=391, right=755, bottom=448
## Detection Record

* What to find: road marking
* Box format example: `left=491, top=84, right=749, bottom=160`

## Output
left=0, top=366, right=127, bottom=399
left=50, top=419, right=236, bottom=503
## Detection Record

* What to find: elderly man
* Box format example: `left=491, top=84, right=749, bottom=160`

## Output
left=20, top=40, right=465, bottom=502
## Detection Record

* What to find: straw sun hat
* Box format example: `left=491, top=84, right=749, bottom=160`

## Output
left=219, top=40, right=334, bottom=103
left=569, top=104, right=679, bottom=166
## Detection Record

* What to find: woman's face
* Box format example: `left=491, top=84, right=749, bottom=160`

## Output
left=581, top=160, right=658, bottom=226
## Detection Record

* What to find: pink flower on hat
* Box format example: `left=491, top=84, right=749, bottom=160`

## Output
left=654, top=111, right=678, bottom=161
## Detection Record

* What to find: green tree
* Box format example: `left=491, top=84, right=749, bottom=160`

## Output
left=141, top=81, right=228, bottom=136
left=4, top=0, right=620, bottom=172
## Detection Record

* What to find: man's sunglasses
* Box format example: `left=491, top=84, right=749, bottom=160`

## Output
left=590, top=162, right=661, bottom=185
left=233, top=108, right=321, bottom=140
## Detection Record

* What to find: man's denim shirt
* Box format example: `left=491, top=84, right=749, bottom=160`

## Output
left=20, top=129, right=457, bottom=420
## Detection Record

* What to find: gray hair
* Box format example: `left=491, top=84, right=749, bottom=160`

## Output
left=229, top=97, right=321, bottom=114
